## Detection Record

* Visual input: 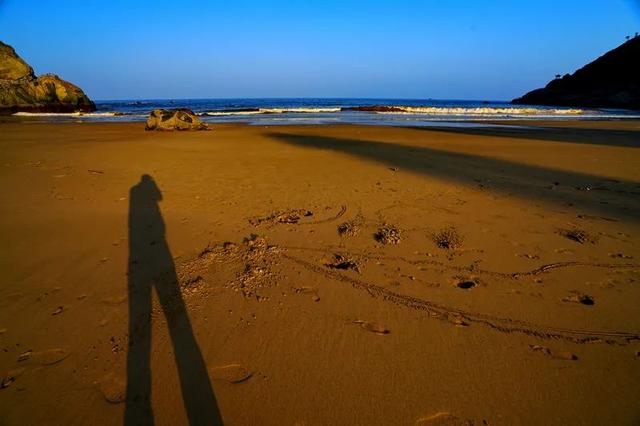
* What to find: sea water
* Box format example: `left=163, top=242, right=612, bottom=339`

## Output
left=12, top=98, right=640, bottom=126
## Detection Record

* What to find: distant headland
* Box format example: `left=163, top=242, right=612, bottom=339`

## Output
left=513, top=36, right=640, bottom=110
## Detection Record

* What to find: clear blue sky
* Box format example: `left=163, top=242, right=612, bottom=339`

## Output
left=1, top=0, right=638, bottom=100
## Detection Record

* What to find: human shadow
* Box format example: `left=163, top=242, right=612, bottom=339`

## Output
left=267, top=132, right=640, bottom=222
left=126, top=174, right=223, bottom=426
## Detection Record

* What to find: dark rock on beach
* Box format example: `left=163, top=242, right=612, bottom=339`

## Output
left=145, top=109, right=209, bottom=131
left=512, top=36, right=640, bottom=110
left=0, top=41, right=95, bottom=114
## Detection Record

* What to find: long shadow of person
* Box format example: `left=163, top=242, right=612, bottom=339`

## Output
left=125, top=174, right=223, bottom=426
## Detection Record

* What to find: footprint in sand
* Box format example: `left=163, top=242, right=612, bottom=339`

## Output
left=562, top=293, right=595, bottom=306
left=98, top=373, right=126, bottom=403
left=32, top=348, right=69, bottom=365
left=101, top=295, right=127, bottom=306
left=529, top=345, right=578, bottom=361
left=353, top=320, right=390, bottom=335
left=456, top=280, right=477, bottom=290
left=1, top=367, right=26, bottom=389
left=51, top=305, right=68, bottom=315
left=416, top=412, right=485, bottom=425
left=293, top=286, right=321, bottom=302
left=209, top=364, right=253, bottom=384
left=17, top=348, right=68, bottom=366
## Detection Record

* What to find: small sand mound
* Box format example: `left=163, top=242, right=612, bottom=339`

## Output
left=375, top=224, right=401, bottom=245
left=433, top=227, right=463, bottom=249
left=338, top=215, right=363, bottom=237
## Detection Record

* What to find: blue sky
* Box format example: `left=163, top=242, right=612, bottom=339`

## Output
left=1, top=0, right=638, bottom=100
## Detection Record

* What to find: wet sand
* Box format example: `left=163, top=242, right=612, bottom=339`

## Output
left=1, top=121, right=639, bottom=425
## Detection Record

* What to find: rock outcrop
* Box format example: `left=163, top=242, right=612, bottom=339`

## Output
left=512, top=37, right=640, bottom=110
left=145, top=109, right=209, bottom=131
left=0, top=41, right=95, bottom=114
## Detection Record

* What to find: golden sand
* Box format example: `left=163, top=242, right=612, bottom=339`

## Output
left=1, top=121, right=639, bottom=425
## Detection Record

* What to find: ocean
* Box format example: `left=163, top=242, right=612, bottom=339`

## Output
left=13, top=98, right=640, bottom=126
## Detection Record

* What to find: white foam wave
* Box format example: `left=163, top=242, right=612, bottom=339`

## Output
left=13, top=111, right=120, bottom=117
left=377, top=107, right=585, bottom=115
left=203, top=107, right=342, bottom=116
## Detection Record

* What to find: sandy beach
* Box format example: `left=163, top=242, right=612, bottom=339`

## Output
left=1, top=121, right=639, bottom=425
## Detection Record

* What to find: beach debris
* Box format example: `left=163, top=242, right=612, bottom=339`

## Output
left=562, top=293, right=595, bottom=306
left=144, top=108, right=209, bottom=131
left=182, top=275, right=203, bottom=288
left=374, top=224, right=401, bottom=245
left=558, top=226, right=598, bottom=244
left=323, top=253, right=360, bottom=272
left=17, top=350, right=32, bottom=362
left=354, top=320, right=390, bottom=335
left=447, top=314, right=470, bottom=327
left=609, top=252, right=633, bottom=259
left=249, top=208, right=313, bottom=226
left=210, top=364, right=253, bottom=384
left=530, top=345, right=578, bottom=361
left=432, top=226, right=463, bottom=249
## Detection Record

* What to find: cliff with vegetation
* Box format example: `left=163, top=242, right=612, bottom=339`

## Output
left=0, top=41, right=95, bottom=114
left=512, top=37, right=639, bottom=110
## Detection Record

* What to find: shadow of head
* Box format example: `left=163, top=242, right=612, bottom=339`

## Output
left=132, top=174, right=163, bottom=203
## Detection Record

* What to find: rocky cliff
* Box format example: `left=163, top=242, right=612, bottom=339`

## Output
left=0, top=41, right=95, bottom=114
left=512, top=37, right=640, bottom=110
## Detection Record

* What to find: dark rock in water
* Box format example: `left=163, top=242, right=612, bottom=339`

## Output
left=145, top=108, right=209, bottom=131
left=0, top=41, right=95, bottom=114
left=512, top=37, right=640, bottom=110
left=341, top=105, right=405, bottom=112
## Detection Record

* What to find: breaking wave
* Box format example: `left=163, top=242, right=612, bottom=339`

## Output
left=13, top=111, right=124, bottom=117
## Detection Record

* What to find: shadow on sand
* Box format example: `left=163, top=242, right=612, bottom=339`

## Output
left=126, top=174, right=223, bottom=426
left=267, top=132, right=640, bottom=222
left=405, top=123, right=640, bottom=148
